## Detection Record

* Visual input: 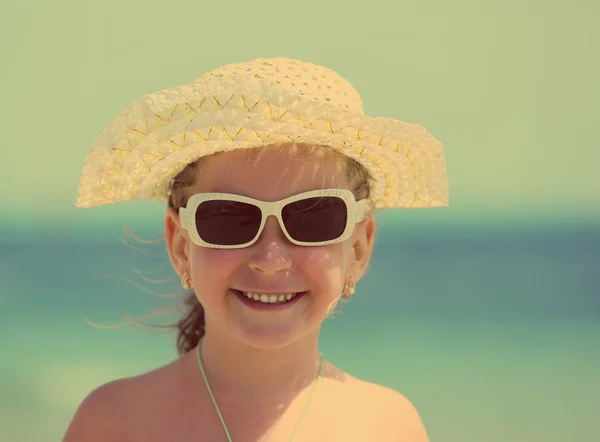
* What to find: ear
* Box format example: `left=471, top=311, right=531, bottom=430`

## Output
left=165, top=208, right=190, bottom=278
left=348, top=213, right=376, bottom=281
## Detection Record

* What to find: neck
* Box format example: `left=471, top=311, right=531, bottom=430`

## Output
left=194, top=326, right=323, bottom=400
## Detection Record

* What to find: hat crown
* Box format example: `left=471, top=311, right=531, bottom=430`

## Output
left=193, top=56, right=365, bottom=116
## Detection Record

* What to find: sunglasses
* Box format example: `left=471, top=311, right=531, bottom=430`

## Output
left=178, top=189, right=369, bottom=249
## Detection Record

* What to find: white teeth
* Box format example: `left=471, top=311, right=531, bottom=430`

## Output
left=243, top=292, right=298, bottom=304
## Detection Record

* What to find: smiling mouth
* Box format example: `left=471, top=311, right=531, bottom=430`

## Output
left=231, top=289, right=307, bottom=305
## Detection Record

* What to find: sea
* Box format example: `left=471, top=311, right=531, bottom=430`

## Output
left=0, top=217, right=598, bottom=442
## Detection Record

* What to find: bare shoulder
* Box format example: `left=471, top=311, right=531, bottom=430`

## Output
left=62, top=376, right=135, bottom=441
left=342, top=372, right=430, bottom=442
left=62, top=361, right=176, bottom=442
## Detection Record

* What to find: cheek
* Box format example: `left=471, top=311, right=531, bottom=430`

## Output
left=189, top=247, right=244, bottom=288
left=296, top=245, right=348, bottom=296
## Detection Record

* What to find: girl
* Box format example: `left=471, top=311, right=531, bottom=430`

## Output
left=64, top=56, right=448, bottom=442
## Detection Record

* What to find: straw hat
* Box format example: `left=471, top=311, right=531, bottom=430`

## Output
left=75, top=56, right=449, bottom=210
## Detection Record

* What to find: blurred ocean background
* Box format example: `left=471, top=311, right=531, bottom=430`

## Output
left=2, top=0, right=599, bottom=441
left=1, top=214, right=598, bottom=442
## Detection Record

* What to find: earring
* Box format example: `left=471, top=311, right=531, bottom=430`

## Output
left=181, top=271, right=193, bottom=290
left=342, top=278, right=356, bottom=299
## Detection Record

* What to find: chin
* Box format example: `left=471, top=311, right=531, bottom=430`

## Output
left=229, top=322, right=313, bottom=350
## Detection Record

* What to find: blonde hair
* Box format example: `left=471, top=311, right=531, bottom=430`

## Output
left=86, top=142, right=373, bottom=356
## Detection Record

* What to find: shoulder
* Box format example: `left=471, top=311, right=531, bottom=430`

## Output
left=62, top=357, right=188, bottom=441
left=62, top=377, right=134, bottom=441
left=345, top=374, right=430, bottom=442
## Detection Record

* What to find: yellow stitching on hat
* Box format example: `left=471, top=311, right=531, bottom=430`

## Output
left=254, top=74, right=263, bottom=79
left=235, top=127, right=244, bottom=136
left=222, top=127, right=234, bottom=140
left=212, top=96, right=223, bottom=109
left=112, top=147, right=131, bottom=152
left=357, top=130, right=361, bottom=140
left=153, top=113, right=168, bottom=122
left=185, top=102, right=196, bottom=113
left=328, top=121, right=334, bottom=133
left=198, top=98, right=206, bottom=109
left=131, top=127, right=148, bottom=136
left=169, top=138, right=184, bottom=148
left=254, top=130, right=265, bottom=142
left=241, top=94, right=250, bottom=111
left=169, top=105, right=179, bottom=119
left=192, top=129, right=208, bottom=141
left=142, top=153, right=164, bottom=169
left=267, top=102, right=274, bottom=120
left=279, top=111, right=287, bottom=119
left=226, top=94, right=235, bottom=105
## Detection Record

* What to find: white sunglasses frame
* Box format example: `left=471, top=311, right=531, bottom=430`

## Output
left=178, top=188, right=369, bottom=249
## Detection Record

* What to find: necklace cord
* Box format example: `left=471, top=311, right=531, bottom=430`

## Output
left=196, top=341, right=323, bottom=442
left=197, top=342, right=233, bottom=441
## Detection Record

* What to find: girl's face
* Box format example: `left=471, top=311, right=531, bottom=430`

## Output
left=167, top=147, right=375, bottom=349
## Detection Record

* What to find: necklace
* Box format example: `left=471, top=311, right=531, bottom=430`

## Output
left=196, top=340, right=323, bottom=442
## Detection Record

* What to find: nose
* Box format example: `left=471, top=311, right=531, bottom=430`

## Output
left=247, top=216, right=292, bottom=275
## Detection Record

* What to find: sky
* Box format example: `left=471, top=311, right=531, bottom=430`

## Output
left=1, top=0, right=599, bottom=228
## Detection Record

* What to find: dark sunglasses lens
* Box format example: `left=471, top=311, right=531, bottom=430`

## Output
left=282, top=196, right=347, bottom=242
left=195, top=200, right=261, bottom=245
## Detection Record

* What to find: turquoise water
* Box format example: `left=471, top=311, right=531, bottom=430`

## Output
left=1, top=222, right=598, bottom=441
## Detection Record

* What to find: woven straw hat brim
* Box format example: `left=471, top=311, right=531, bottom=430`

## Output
left=76, top=75, right=448, bottom=210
